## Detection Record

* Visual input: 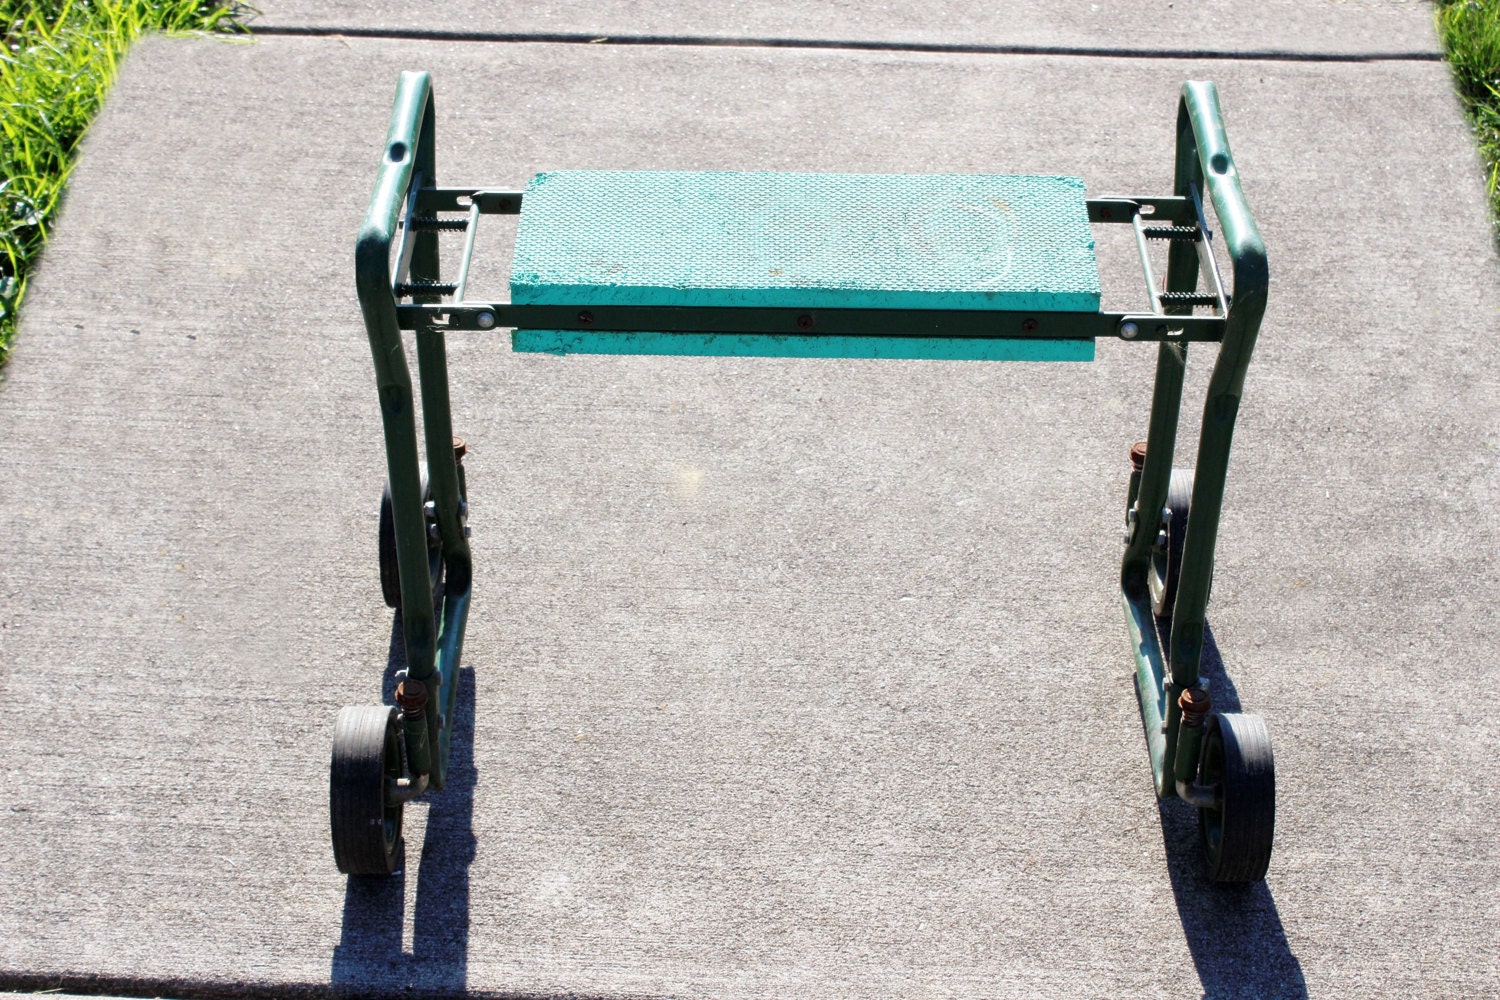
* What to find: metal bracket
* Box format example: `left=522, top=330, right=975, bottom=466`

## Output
left=390, top=170, right=423, bottom=291
left=1175, top=779, right=1220, bottom=809
left=416, top=187, right=524, bottom=214
left=1187, top=182, right=1231, bottom=317
left=386, top=772, right=430, bottom=805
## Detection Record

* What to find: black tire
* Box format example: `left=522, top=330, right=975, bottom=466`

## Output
left=378, top=484, right=402, bottom=608
left=1197, top=712, right=1275, bottom=882
left=1149, top=467, right=1195, bottom=618
left=331, top=705, right=404, bottom=876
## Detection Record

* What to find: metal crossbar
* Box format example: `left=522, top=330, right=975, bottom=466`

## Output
left=388, top=188, right=1231, bottom=344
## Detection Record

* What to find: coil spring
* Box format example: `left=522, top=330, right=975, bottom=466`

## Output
left=1142, top=226, right=1202, bottom=241
left=408, top=216, right=469, bottom=232
left=395, top=678, right=427, bottom=721
left=1158, top=292, right=1219, bottom=307
left=395, top=280, right=458, bottom=297
left=1177, top=686, right=1212, bottom=727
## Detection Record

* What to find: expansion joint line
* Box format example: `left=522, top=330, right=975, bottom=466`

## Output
left=249, top=26, right=1441, bottom=63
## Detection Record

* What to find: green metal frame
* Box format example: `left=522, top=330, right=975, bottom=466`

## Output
left=1120, top=83, right=1269, bottom=803
left=354, top=72, right=1266, bottom=810
left=355, top=72, right=472, bottom=791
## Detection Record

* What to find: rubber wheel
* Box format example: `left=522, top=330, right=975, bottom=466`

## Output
left=330, top=705, right=404, bottom=875
left=1197, top=712, right=1275, bottom=882
left=378, top=469, right=433, bottom=610
left=1148, top=467, right=1194, bottom=618
left=378, top=484, right=403, bottom=608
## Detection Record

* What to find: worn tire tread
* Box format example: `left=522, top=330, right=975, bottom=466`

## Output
left=331, top=705, right=402, bottom=876
left=1150, top=467, right=1195, bottom=618
left=378, top=486, right=402, bottom=609
left=1201, top=711, right=1275, bottom=883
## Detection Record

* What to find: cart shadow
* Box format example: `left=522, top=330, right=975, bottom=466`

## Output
left=330, top=611, right=477, bottom=996
left=1152, top=621, right=1307, bottom=1000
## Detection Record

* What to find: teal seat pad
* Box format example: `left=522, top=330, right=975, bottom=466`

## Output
left=509, top=170, right=1101, bottom=313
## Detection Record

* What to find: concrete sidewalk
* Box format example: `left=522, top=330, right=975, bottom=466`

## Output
left=248, top=0, right=1440, bottom=57
left=1, top=18, right=1497, bottom=1000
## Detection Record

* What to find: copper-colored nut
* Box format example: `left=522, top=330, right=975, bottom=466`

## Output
left=1177, top=686, right=1212, bottom=726
left=1129, top=441, right=1149, bottom=470
left=395, top=678, right=428, bottom=717
left=452, top=436, right=468, bottom=460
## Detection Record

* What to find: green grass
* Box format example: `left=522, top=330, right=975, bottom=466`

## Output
left=0, top=0, right=249, bottom=366
left=1436, top=0, right=1500, bottom=228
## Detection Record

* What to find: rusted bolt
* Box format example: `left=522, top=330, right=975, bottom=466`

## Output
left=1129, top=441, right=1148, bottom=471
left=453, top=436, right=468, bottom=462
left=1177, top=686, right=1212, bottom=727
left=796, top=314, right=814, bottom=330
left=498, top=198, right=512, bottom=210
left=577, top=310, right=594, bottom=325
left=395, top=677, right=428, bottom=720
left=1100, top=206, right=1113, bottom=220
left=1021, top=318, right=1038, bottom=333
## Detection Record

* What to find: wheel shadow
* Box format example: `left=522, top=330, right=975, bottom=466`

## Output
left=330, top=609, right=477, bottom=996
left=1151, top=619, right=1307, bottom=1000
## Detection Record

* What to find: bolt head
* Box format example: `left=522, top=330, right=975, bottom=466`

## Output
left=1120, top=322, right=1140, bottom=340
left=462, top=525, right=472, bottom=538
left=475, top=311, right=497, bottom=330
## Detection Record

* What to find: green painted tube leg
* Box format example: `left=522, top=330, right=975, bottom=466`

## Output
left=416, top=330, right=472, bottom=598
left=1166, top=83, right=1268, bottom=786
left=356, top=70, right=441, bottom=777
left=414, top=328, right=473, bottom=791
left=1170, top=685, right=1214, bottom=794
left=1121, top=339, right=1187, bottom=795
left=1154, top=83, right=1214, bottom=795
left=1121, top=340, right=1187, bottom=591
left=1120, top=159, right=1199, bottom=604
left=400, top=82, right=471, bottom=789
left=1167, top=81, right=1269, bottom=687
left=1123, top=81, right=1268, bottom=801
left=402, top=95, right=470, bottom=789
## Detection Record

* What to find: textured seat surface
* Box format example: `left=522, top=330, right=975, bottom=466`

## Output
left=510, top=170, right=1101, bottom=313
